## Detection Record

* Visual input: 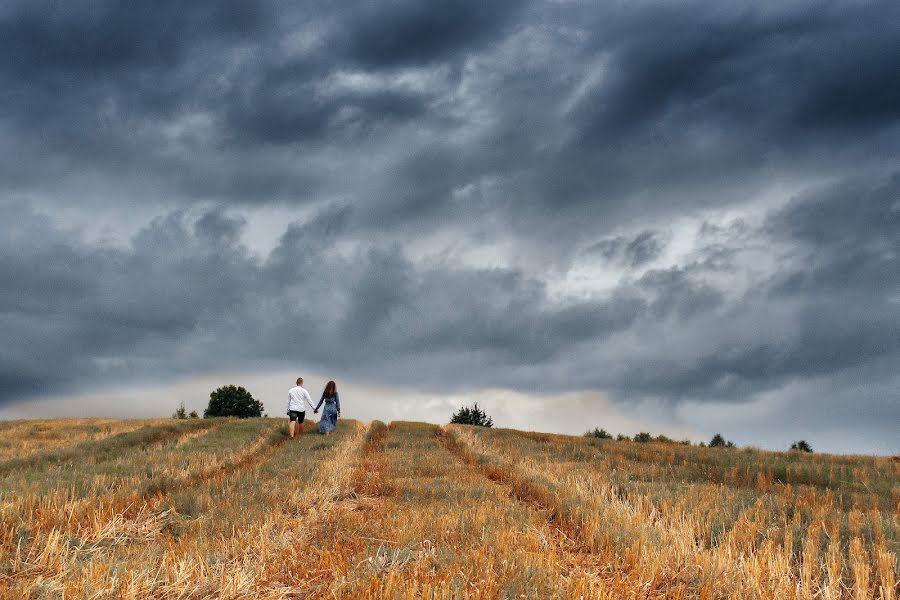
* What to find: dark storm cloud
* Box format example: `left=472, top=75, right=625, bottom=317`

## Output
left=0, top=0, right=267, bottom=126
left=1, top=0, right=898, bottom=450
left=569, top=1, right=900, bottom=143
left=604, top=172, right=900, bottom=406
left=224, top=70, right=431, bottom=146
left=521, top=0, right=900, bottom=229
left=636, top=267, right=724, bottom=320
left=341, top=0, right=527, bottom=67
left=0, top=206, right=644, bottom=401
left=2, top=0, right=897, bottom=214
left=4, top=172, right=893, bottom=408
left=767, top=175, right=900, bottom=296
left=0, top=205, right=258, bottom=399
left=1, top=1, right=264, bottom=72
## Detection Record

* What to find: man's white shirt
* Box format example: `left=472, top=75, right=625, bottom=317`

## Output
left=287, top=385, right=316, bottom=412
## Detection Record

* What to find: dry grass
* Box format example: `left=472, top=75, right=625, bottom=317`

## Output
left=448, top=424, right=899, bottom=599
left=300, top=421, right=605, bottom=598
left=0, top=419, right=165, bottom=461
left=0, top=418, right=896, bottom=599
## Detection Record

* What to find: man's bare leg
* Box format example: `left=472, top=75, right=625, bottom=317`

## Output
left=289, top=420, right=296, bottom=439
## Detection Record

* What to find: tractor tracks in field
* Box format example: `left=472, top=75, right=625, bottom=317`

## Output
left=351, top=421, right=394, bottom=500
left=140, top=424, right=288, bottom=499
left=436, top=426, right=609, bottom=584
left=438, top=426, right=707, bottom=598
left=4, top=424, right=289, bottom=580
left=97, top=423, right=289, bottom=531
left=437, top=426, right=580, bottom=539
left=4, top=424, right=368, bottom=593
left=0, top=420, right=217, bottom=478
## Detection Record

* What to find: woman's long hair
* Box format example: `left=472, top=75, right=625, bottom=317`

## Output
left=323, top=380, right=337, bottom=398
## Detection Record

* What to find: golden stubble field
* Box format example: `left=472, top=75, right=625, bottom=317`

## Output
left=0, top=418, right=896, bottom=599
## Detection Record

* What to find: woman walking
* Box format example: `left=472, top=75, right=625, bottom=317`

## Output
left=314, top=380, right=341, bottom=435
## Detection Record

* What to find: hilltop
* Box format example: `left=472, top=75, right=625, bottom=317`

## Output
left=0, top=418, right=897, bottom=598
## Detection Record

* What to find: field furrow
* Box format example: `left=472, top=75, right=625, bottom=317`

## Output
left=14, top=419, right=370, bottom=599
left=0, top=419, right=167, bottom=461
left=510, top=429, right=899, bottom=511
left=0, top=419, right=215, bottom=478
left=450, top=424, right=899, bottom=599
left=510, top=427, right=900, bottom=567
left=1, top=418, right=895, bottom=599
left=297, top=421, right=606, bottom=599
left=0, top=419, right=287, bottom=591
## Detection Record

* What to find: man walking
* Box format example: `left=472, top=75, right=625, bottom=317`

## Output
left=287, top=377, right=315, bottom=438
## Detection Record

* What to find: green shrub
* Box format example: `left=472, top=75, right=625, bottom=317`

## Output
left=709, top=433, right=736, bottom=448
left=450, top=403, right=493, bottom=427
left=172, top=402, right=187, bottom=419
left=633, top=432, right=652, bottom=443
left=585, top=427, right=612, bottom=439
left=790, top=440, right=813, bottom=453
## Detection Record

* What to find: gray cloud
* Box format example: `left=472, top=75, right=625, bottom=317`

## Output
left=586, top=230, right=667, bottom=267
left=602, top=173, right=900, bottom=405
left=0, top=204, right=644, bottom=398
left=1, top=0, right=898, bottom=452
left=340, top=0, right=527, bottom=68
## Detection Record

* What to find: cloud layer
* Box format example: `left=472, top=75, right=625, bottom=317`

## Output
left=1, top=0, right=898, bottom=452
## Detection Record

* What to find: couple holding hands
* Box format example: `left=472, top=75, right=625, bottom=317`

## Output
left=287, top=377, right=341, bottom=438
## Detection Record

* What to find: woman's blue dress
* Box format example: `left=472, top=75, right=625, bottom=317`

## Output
left=317, top=392, right=340, bottom=433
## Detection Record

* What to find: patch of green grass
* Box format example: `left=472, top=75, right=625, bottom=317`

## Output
left=0, top=419, right=214, bottom=477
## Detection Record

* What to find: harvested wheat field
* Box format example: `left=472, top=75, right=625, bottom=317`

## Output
left=0, top=418, right=897, bottom=599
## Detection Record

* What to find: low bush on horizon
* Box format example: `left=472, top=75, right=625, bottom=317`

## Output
left=709, top=432, right=736, bottom=448
left=584, top=428, right=730, bottom=448
left=791, top=439, right=814, bottom=453
left=449, top=402, right=493, bottom=427
left=584, top=427, right=612, bottom=439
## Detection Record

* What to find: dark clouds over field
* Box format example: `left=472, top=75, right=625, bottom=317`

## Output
left=1, top=1, right=898, bottom=452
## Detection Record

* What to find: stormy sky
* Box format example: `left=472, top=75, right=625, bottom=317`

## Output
left=1, top=0, right=898, bottom=454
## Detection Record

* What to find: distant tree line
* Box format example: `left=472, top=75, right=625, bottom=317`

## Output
left=586, top=428, right=696, bottom=445
left=584, top=428, right=813, bottom=453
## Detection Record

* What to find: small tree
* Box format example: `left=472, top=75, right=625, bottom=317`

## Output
left=616, top=433, right=629, bottom=441
left=633, top=432, right=652, bottom=443
left=188, top=410, right=199, bottom=419
left=172, top=401, right=187, bottom=420
left=790, top=440, right=813, bottom=453
left=450, top=403, right=493, bottom=427
left=585, top=427, right=612, bottom=439
left=204, top=385, right=263, bottom=418
left=709, top=433, right=736, bottom=448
